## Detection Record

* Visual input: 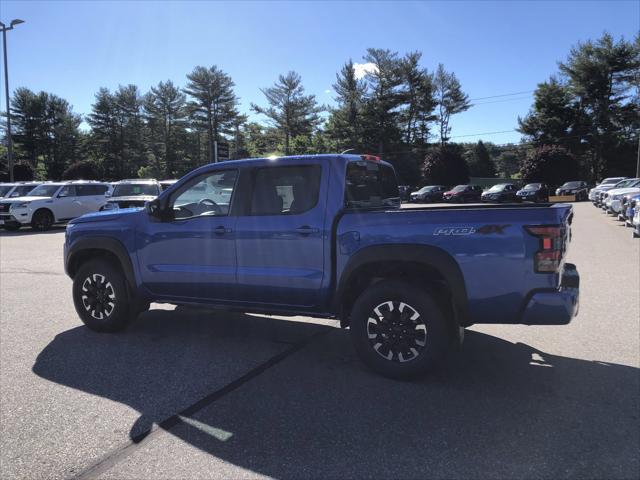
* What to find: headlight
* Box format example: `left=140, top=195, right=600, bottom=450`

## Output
left=11, top=202, right=29, bottom=209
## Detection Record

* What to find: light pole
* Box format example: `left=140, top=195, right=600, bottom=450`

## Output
left=0, top=19, right=24, bottom=182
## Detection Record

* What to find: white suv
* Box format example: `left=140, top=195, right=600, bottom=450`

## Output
left=0, top=181, right=110, bottom=231
left=102, top=179, right=160, bottom=211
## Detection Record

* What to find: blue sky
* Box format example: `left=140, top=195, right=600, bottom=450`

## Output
left=1, top=0, right=638, bottom=144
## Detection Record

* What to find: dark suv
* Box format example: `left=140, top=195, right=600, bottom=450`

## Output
left=443, top=185, right=482, bottom=203
left=556, top=181, right=589, bottom=201
left=517, top=183, right=550, bottom=202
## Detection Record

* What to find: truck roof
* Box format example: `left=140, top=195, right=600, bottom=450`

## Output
left=196, top=154, right=393, bottom=171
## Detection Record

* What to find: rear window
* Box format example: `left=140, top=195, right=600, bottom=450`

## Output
left=345, top=161, right=399, bottom=209
left=113, top=183, right=159, bottom=197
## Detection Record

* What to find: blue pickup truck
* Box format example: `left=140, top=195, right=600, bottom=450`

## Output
left=64, top=154, right=579, bottom=378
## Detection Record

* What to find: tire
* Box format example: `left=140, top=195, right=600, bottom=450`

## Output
left=31, top=209, right=54, bottom=231
left=2, top=223, right=21, bottom=231
left=72, top=259, right=135, bottom=332
left=349, top=279, right=452, bottom=379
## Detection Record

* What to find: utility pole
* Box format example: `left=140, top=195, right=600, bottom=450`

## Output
left=636, top=133, right=640, bottom=178
left=214, top=140, right=218, bottom=163
left=0, top=19, right=24, bottom=182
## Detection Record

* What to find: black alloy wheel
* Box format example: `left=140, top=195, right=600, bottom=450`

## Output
left=81, top=273, right=117, bottom=321
left=349, top=279, right=451, bottom=379
left=31, top=209, right=54, bottom=231
left=366, top=300, right=427, bottom=363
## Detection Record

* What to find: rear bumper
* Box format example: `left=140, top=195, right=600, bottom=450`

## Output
left=520, top=263, right=580, bottom=325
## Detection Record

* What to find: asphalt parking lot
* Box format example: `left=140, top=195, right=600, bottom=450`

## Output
left=1, top=202, right=638, bottom=480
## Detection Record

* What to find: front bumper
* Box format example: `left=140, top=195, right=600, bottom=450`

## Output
left=0, top=212, right=29, bottom=225
left=520, top=263, right=580, bottom=325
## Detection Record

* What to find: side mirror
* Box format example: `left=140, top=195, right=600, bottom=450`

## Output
left=146, top=198, right=161, bottom=218
left=105, top=192, right=112, bottom=198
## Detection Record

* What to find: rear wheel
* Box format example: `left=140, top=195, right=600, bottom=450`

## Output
left=72, top=259, right=135, bottom=332
left=349, top=279, right=451, bottom=379
left=31, top=209, right=54, bottom=231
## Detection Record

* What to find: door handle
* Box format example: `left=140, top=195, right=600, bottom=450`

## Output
left=294, top=226, right=319, bottom=235
left=214, top=226, right=232, bottom=235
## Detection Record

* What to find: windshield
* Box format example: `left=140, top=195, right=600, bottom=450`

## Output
left=451, top=185, right=466, bottom=192
left=602, top=178, right=625, bottom=185
left=488, top=184, right=507, bottom=192
left=418, top=186, right=437, bottom=193
left=523, top=183, right=541, bottom=190
left=345, top=161, right=399, bottom=208
left=112, top=183, right=159, bottom=197
left=613, top=179, right=637, bottom=188
left=562, top=181, right=582, bottom=188
left=27, top=185, right=61, bottom=197
left=0, top=185, right=12, bottom=196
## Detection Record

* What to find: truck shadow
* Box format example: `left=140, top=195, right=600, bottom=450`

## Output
left=33, top=308, right=639, bottom=478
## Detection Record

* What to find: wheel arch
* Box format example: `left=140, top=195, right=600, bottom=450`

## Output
left=66, top=237, right=137, bottom=292
left=334, top=244, right=470, bottom=329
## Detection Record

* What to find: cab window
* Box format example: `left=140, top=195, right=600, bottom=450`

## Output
left=171, top=170, right=238, bottom=219
left=249, top=165, right=321, bottom=215
left=345, top=161, right=399, bottom=209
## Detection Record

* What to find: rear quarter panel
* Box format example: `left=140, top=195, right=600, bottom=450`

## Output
left=336, top=205, right=572, bottom=324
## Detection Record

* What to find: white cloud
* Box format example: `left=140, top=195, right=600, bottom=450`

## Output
left=324, top=89, right=331, bottom=94
left=353, top=62, right=378, bottom=80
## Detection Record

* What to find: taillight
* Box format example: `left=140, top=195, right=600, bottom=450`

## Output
left=526, top=226, right=565, bottom=273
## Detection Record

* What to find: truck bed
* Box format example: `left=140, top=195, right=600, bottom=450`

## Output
left=336, top=203, right=573, bottom=325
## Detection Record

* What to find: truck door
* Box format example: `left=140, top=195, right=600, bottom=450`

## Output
left=234, top=164, right=327, bottom=307
left=137, top=169, right=239, bottom=301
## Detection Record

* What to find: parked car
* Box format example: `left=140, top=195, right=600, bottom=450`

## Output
left=633, top=207, right=640, bottom=238
left=102, top=179, right=161, bottom=211
left=0, top=180, right=110, bottom=231
left=588, top=177, right=628, bottom=202
left=63, top=154, right=579, bottom=379
left=442, top=184, right=482, bottom=203
left=410, top=185, right=448, bottom=203
left=604, top=181, right=640, bottom=214
left=555, top=181, right=589, bottom=200
left=517, top=183, right=550, bottom=202
left=621, top=193, right=640, bottom=224
left=593, top=178, right=636, bottom=206
left=481, top=183, right=519, bottom=203
left=159, top=179, right=178, bottom=191
left=0, top=181, right=42, bottom=199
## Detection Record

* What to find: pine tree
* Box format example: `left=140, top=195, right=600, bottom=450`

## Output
left=144, top=80, right=186, bottom=176
left=326, top=60, right=367, bottom=151
left=433, top=64, right=470, bottom=145
left=251, top=71, right=323, bottom=155
left=399, top=52, right=436, bottom=146
left=184, top=66, right=240, bottom=163
left=360, top=48, right=404, bottom=156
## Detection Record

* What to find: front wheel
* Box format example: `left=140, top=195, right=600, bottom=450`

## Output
left=72, top=259, right=135, bottom=332
left=31, top=209, right=54, bottom=231
left=349, top=280, right=451, bottom=379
